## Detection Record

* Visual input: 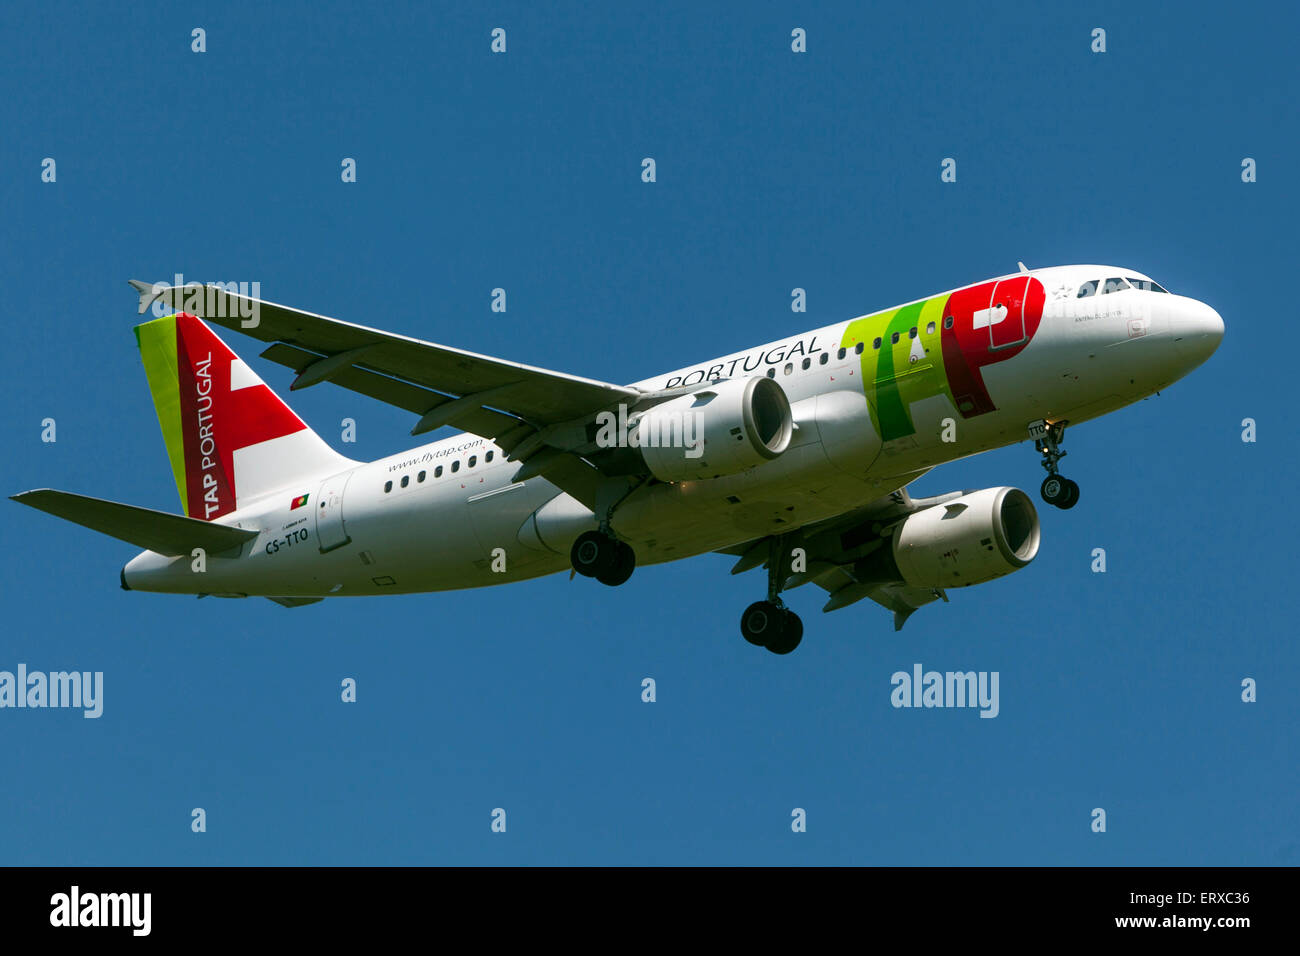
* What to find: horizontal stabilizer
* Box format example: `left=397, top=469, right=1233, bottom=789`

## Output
left=11, top=489, right=257, bottom=557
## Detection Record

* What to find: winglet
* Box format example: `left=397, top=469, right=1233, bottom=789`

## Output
left=128, top=278, right=163, bottom=315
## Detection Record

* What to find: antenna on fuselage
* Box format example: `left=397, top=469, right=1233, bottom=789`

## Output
left=1017, top=261, right=1030, bottom=275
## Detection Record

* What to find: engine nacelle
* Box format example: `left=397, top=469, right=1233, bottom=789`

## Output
left=891, top=487, right=1040, bottom=588
left=633, top=376, right=793, bottom=481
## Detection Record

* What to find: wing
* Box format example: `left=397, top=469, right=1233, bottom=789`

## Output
left=129, top=281, right=660, bottom=507
left=722, top=477, right=965, bottom=631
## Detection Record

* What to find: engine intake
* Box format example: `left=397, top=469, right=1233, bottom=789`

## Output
left=632, top=376, right=793, bottom=481
left=888, top=487, right=1040, bottom=589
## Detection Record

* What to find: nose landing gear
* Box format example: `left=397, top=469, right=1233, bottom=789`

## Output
left=1032, top=419, right=1079, bottom=510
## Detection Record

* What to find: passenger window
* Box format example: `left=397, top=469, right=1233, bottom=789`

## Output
left=780, top=362, right=790, bottom=375
left=801, top=357, right=810, bottom=370
left=469, top=455, right=477, bottom=467
left=400, top=475, right=409, bottom=488
left=819, top=353, right=828, bottom=365
left=926, top=321, right=936, bottom=334
left=909, top=327, right=917, bottom=339
left=1077, top=280, right=1098, bottom=298
left=452, top=460, right=460, bottom=473
left=890, top=332, right=900, bottom=345
left=1101, top=277, right=1130, bottom=294
left=384, top=480, right=392, bottom=493
left=435, top=466, right=443, bottom=478
left=837, top=347, right=846, bottom=360
left=418, top=470, right=426, bottom=483
left=943, top=315, right=954, bottom=329
left=486, top=450, right=494, bottom=462
left=854, top=342, right=864, bottom=354
left=766, top=367, right=775, bottom=378
left=872, top=337, right=881, bottom=350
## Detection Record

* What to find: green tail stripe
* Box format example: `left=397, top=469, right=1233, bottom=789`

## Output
left=133, top=315, right=188, bottom=513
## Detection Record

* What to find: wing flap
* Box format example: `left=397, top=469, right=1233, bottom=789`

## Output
left=12, top=489, right=257, bottom=557
left=260, top=343, right=441, bottom=415
left=857, top=582, right=942, bottom=630
left=260, top=343, right=528, bottom=441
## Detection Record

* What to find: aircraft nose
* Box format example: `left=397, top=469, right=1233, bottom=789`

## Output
left=1174, top=298, right=1224, bottom=367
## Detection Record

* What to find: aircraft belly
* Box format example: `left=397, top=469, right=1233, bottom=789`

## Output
left=610, top=448, right=884, bottom=567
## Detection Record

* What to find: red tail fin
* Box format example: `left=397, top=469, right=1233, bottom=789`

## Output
left=135, top=312, right=354, bottom=519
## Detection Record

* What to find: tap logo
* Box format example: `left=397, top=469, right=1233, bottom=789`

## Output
left=137, top=312, right=310, bottom=521
left=842, top=276, right=1047, bottom=443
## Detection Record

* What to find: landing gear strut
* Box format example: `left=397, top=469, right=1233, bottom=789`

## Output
left=570, top=530, right=636, bottom=586
left=570, top=479, right=645, bottom=586
left=1033, top=420, right=1079, bottom=510
left=738, top=536, right=803, bottom=654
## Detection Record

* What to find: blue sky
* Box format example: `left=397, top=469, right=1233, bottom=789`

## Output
left=1, top=0, right=1294, bottom=865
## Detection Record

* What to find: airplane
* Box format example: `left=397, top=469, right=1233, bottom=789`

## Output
left=12, top=265, right=1223, bottom=654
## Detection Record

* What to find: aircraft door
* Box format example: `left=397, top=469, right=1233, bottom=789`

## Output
left=985, top=276, right=1029, bottom=351
left=315, top=470, right=354, bottom=553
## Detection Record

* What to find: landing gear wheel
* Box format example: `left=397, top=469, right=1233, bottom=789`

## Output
left=1040, top=474, right=1079, bottom=510
left=1040, top=474, right=1068, bottom=506
left=570, top=530, right=610, bottom=577
left=765, top=611, right=803, bottom=655
left=1057, top=478, right=1080, bottom=510
left=571, top=531, right=636, bottom=586
left=741, top=601, right=777, bottom=646
left=739, top=601, right=804, bottom=654
left=596, top=541, right=636, bottom=587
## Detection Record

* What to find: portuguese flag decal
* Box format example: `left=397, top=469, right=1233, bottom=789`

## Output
left=290, top=493, right=310, bottom=510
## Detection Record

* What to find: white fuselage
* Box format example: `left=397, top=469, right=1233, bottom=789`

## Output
left=123, top=265, right=1223, bottom=598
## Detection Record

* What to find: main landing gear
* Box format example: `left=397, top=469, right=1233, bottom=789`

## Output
left=570, top=480, right=644, bottom=587
left=741, top=600, right=803, bottom=655
left=570, top=530, right=636, bottom=586
left=1033, top=419, right=1079, bottom=510
left=739, top=537, right=803, bottom=655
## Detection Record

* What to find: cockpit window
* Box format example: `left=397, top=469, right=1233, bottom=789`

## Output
left=1077, top=280, right=1098, bottom=298
left=1127, top=277, right=1169, bottom=293
left=1100, top=277, right=1130, bottom=294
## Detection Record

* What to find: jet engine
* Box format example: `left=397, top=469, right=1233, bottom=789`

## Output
left=884, top=487, right=1041, bottom=588
left=630, top=376, right=793, bottom=481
